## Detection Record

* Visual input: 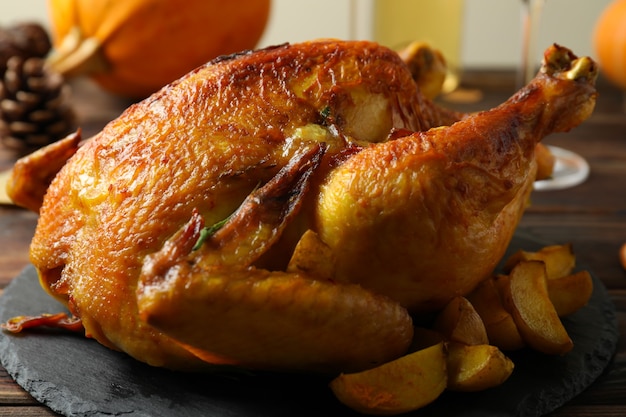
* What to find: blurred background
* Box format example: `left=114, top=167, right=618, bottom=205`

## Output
left=0, top=0, right=612, bottom=70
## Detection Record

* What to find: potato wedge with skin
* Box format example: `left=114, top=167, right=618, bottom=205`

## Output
left=329, top=342, right=447, bottom=415
left=286, top=229, right=335, bottom=280
left=446, top=342, right=514, bottom=392
left=467, top=279, right=525, bottom=351
left=501, top=261, right=573, bottom=355
left=503, top=244, right=575, bottom=280
left=547, top=270, right=593, bottom=317
left=483, top=316, right=526, bottom=352
left=535, top=143, right=556, bottom=181
left=433, top=296, right=488, bottom=346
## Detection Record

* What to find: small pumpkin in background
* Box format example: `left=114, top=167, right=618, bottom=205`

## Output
left=46, top=0, right=271, bottom=98
left=593, top=0, right=626, bottom=90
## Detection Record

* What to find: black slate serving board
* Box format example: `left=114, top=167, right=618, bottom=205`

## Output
left=0, top=233, right=619, bottom=417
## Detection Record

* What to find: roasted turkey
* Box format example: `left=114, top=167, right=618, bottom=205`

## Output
left=5, top=40, right=597, bottom=374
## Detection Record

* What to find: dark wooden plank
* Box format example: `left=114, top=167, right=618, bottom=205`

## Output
left=0, top=407, right=59, bottom=416
left=0, top=208, right=37, bottom=288
left=0, top=368, right=34, bottom=405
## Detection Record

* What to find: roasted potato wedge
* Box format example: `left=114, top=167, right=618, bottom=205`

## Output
left=286, top=229, right=335, bottom=280
left=547, top=270, right=593, bottom=317
left=467, top=278, right=525, bottom=351
left=329, top=342, right=447, bottom=415
left=503, top=244, right=575, bottom=280
left=534, top=143, right=556, bottom=181
left=433, top=296, right=488, bottom=346
left=446, top=342, right=514, bottom=392
left=6, top=132, right=81, bottom=212
left=500, top=261, right=573, bottom=355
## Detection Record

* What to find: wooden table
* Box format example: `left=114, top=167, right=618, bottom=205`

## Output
left=0, top=71, right=625, bottom=416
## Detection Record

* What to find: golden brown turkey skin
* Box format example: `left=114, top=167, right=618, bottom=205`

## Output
left=29, top=40, right=458, bottom=371
left=316, top=47, right=598, bottom=313
left=24, top=40, right=596, bottom=372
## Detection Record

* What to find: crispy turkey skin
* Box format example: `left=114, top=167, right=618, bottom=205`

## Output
left=7, top=40, right=597, bottom=373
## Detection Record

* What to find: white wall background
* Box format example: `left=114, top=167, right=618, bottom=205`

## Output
left=460, top=0, right=613, bottom=68
left=0, top=0, right=614, bottom=69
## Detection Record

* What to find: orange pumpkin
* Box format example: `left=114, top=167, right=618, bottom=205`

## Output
left=47, top=0, right=271, bottom=98
left=593, top=0, right=626, bottom=90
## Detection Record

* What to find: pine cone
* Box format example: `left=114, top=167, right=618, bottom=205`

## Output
left=0, top=56, right=76, bottom=149
left=0, top=22, right=51, bottom=74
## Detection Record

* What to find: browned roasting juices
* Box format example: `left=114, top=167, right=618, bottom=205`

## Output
left=4, top=40, right=597, bottom=378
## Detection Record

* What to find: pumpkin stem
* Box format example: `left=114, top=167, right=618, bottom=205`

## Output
left=46, top=26, right=110, bottom=78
